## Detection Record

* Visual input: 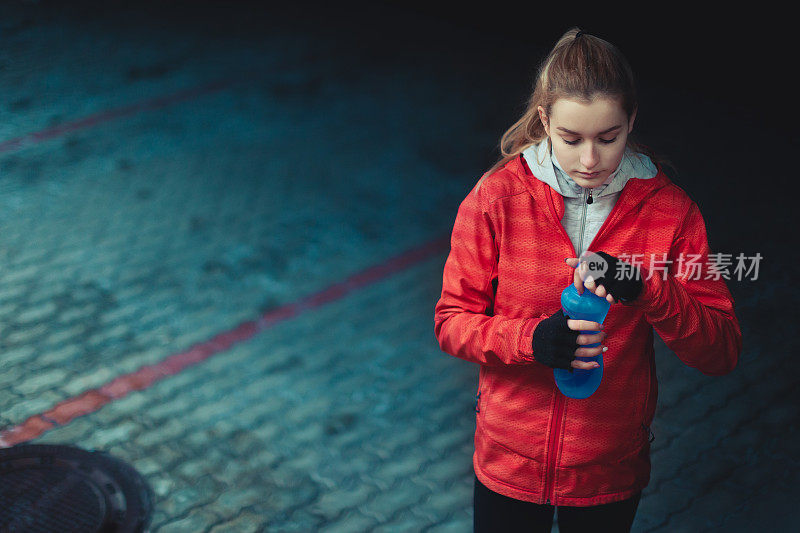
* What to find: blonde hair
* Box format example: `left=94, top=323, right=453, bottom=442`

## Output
left=478, top=27, right=667, bottom=185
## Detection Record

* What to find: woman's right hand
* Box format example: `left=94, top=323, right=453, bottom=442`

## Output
left=532, top=310, right=607, bottom=372
left=567, top=319, right=607, bottom=370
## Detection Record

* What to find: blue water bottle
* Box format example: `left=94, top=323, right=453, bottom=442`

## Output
left=554, top=284, right=611, bottom=399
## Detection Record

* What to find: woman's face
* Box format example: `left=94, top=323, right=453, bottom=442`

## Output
left=539, top=96, right=636, bottom=188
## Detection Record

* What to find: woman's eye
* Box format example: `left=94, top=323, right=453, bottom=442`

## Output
left=562, top=137, right=617, bottom=146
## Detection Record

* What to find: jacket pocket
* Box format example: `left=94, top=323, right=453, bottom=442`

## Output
left=642, top=422, right=655, bottom=444
left=476, top=366, right=489, bottom=419
left=639, top=347, right=657, bottom=445
left=611, top=423, right=652, bottom=467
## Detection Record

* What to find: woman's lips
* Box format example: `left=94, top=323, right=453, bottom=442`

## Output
left=578, top=171, right=602, bottom=177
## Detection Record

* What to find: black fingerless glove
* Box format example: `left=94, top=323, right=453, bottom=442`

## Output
left=591, top=251, right=643, bottom=303
left=532, top=309, right=580, bottom=372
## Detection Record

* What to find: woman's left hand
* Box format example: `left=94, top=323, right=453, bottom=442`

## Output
left=565, top=252, right=644, bottom=304
left=565, top=257, right=619, bottom=304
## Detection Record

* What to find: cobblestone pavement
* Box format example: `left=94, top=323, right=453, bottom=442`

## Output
left=1, top=2, right=796, bottom=531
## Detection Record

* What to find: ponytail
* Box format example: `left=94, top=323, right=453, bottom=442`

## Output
left=479, top=27, right=671, bottom=185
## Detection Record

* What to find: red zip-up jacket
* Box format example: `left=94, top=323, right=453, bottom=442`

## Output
left=433, top=154, right=742, bottom=506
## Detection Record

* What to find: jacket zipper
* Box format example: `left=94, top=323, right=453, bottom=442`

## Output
left=577, top=188, right=590, bottom=256
left=544, top=190, right=587, bottom=504
left=540, top=183, right=623, bottom=504
left=543, top=389, right=566, bottom=505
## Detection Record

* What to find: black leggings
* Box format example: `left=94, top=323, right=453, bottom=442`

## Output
left=474, top=475, right=641, bottom=533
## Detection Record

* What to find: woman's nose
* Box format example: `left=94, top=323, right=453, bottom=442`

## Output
left=580, top=144, right=599, bottom=169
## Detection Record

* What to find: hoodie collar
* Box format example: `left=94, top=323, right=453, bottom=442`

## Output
left=521, top=139, right=658, bottom=198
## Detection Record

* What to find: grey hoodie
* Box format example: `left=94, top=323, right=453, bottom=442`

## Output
left=521, top=140, right=658, bottom=258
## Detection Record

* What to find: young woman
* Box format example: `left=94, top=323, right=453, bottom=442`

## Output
left=433, top=27, right=742, bottom=532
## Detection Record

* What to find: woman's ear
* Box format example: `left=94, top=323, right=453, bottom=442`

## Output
left=538, top=106, right=550, bottom=136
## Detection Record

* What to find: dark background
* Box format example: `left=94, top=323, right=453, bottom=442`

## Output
left=211, top=1, right=794, bottom=270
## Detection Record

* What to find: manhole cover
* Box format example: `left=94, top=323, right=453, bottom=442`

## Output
left=0, top=444, right=154, bottom=533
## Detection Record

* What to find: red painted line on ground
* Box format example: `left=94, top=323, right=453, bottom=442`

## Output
left=0, top=234, right=451, bottom=447
left=0, top=78, right=235, bottom=154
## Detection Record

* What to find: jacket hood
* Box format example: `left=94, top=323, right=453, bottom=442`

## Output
left=521, top=140, right=659, bottom=199
left=504, top=141, right=672, bottom=230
